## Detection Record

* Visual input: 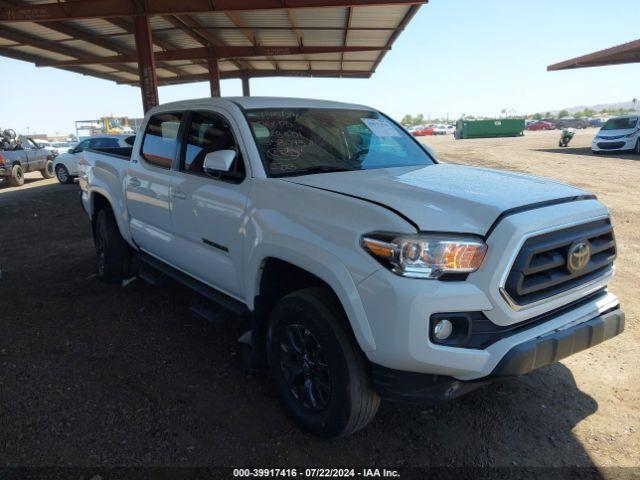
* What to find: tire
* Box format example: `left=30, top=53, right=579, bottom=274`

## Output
left=94, top=208, right=132, bottom=283
left=267, top=287, right=380, bottom=438
left=8, top=164, right=24, bottom=187
left=635, top=139, right=640, bottom=155
left=40, top=160, right=55, bottom=179
left=55, top=164, right=73, bottom=184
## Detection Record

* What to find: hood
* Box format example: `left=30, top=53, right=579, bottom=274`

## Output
left=597, top=128, right=637, bottom=138
left=283, top=164, right=590, bottom=236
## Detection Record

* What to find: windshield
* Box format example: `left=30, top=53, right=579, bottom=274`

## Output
left=602, top=117, right=638, bottom=130
left=245, top=108, right=435, bottom=177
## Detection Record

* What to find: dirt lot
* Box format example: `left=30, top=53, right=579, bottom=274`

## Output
left=1, top=129, right=638, bottom=473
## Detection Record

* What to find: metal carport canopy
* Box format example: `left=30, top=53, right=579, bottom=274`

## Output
left=548, top=38, right=640, bottom=71
left=0, top=0, right=427, bottom=112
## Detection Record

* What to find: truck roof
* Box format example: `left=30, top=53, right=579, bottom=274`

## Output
left=156, top=96, right=374, bottom=112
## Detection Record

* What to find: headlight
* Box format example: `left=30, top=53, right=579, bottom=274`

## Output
left=625, top=132, right=637, bottom=138
left=361, top=232, right=487, bottom=279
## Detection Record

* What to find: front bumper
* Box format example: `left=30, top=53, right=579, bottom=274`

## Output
left=372, top=306, right=624, bottom=404
left=591, top=137, right=636, bottom=151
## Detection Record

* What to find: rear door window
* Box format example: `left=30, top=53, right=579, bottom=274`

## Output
left=141, top=113, right=183, bottom=169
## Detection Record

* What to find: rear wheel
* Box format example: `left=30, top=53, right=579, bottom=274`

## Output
left=40, top=160, right=55, bottom=179
left=267, top=287, right=380, bottom=438
left=9, top=164, right=24, bottom=187
left=55, top=164, right=73, bottom=184
left=94, top=208, right=132, bottom=283
left=635, top=139, right=640, bottom=155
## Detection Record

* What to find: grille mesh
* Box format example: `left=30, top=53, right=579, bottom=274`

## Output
left=505, top=219, right=616, bottom=306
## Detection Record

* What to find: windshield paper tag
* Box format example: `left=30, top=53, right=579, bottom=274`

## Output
left=361, top=118, right=400, bottom=137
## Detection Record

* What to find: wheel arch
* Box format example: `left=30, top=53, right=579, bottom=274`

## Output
left=249, top=253, right=377, bottom=368
left=88, top=189, right=133, bottom=246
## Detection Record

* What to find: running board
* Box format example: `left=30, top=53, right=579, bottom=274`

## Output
left=137, top=252, right=249, bottom=317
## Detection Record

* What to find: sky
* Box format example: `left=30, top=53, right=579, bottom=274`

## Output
left=1, top=0, right=639, bottom=135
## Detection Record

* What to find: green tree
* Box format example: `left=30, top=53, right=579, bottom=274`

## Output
left=557, top=109, right=570, bottom=119
left=401, top=114, right=413, bottom=125
left=574, top=111, right=584, bottom=118
left=533, top=113, right=543, bottom=120
left=414, top=114, right=424, bottom=125
left=583, top=108, right=596, bottom=118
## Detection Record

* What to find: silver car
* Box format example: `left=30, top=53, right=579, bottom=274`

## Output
left=0, top=137, right=55, bottom=187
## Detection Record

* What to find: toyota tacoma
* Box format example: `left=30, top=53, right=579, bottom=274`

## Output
left=78, top=97, right=624, bottom=438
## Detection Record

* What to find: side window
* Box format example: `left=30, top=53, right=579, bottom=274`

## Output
left=141, top=113, right=183, bottom=169
left=92, top=138, right=119, bottom=148
left=182, top=111, right=245, bottom=180
left=75, top=140, right=91, bottom=152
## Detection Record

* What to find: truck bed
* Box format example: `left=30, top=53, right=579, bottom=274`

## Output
left=86, top=146, right=133, bottom=160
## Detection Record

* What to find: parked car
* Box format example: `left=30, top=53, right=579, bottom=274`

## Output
left=433, top=124, right=455, bottom=135
left=591, top=115, right=640, bottom=154
left=556, top=118, right=589, bottom=130
left=0, top=137, right=55, bottom=186
left=50, top=141, right=75, bottom=156
left=78, top=97, right=624, bottom=438
left=54, top=134, right=134, bottom=184
left=410, top=125, right=434, bottom=136
left=526, top=121, right=554, bottom=131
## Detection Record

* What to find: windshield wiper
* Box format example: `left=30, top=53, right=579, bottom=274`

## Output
left=271, top=165, right=361, bottom=177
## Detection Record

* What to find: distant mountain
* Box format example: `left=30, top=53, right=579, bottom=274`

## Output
left=545, top=101, right=637, bottom=115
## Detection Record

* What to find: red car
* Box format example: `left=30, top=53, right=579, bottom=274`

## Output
left=410, top=125, right=435, bottom=136
left=526, top=121, right=554, bottom=131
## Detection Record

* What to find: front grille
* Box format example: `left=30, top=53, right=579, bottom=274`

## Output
left=504, top=219, right=616, bottom=306
left=597, top=141, right=626, bottom=149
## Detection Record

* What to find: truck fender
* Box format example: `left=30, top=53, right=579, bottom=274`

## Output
left=245, top=241, right=377, bottom=352
left=86, top=187, right=134, bottom=246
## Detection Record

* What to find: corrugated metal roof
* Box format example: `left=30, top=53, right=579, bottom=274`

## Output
left=0, top=2, right=425, bottom=86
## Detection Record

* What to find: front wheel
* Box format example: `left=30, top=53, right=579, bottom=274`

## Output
left=267, top=287, right=380, bottom=438
left=635, top=139, right=640, bottom=155
left=55, top=164, right=74, bottom=184
left=40, top=160, right=55, bottom=179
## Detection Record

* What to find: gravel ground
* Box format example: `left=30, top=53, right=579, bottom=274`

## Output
left=0, top=129, right=638, bottom=473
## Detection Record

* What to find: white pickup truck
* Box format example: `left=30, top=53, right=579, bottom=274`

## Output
left=78, top=97, right=624, bottom=438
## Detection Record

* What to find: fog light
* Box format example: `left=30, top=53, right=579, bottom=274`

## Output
left=433, top=319, right=453, bottom=340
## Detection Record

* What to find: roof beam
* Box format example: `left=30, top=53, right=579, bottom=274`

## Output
left=548, top=39, right=640, bottom=71
left=36, top=45, right=388, bottom=67
left=0, top=44, right=128, bottom=83
left=0, top=0, right=141, bottom=77
left=0, top=0, right=426, bottom=23
left=104, top=17, right=185, bottom=76
left=119, top=69, right=372, bottom=86
left=163, top=14, right=250, bottom=71
left=371, top=4, right=419, bottom=73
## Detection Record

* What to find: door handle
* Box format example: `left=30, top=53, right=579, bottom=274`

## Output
left=171, top=189, right=187, bottom=200
left=128, top=177, right=141, bottom=188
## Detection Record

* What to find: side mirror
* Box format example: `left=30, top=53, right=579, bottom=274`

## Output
left=68, top=148, right=75, bottom=154
left=203, top=149, right=236, bottom=174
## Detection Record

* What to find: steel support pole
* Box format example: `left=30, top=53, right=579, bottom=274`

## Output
left=241, top=75, right=250, bottom=96
left=208, top=58, right=221, bottom=97
left=133, top=16, right=159, bottom=113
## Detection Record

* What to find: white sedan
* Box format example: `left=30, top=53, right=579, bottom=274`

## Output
left=591, top=115, right=640, bottom=154
left=53, top=134, right=134, bottom=184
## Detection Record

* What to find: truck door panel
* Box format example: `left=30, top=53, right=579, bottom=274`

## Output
left=125, top=112, right=183, bottom=260
left=168, top=110, right=250, bottom=298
